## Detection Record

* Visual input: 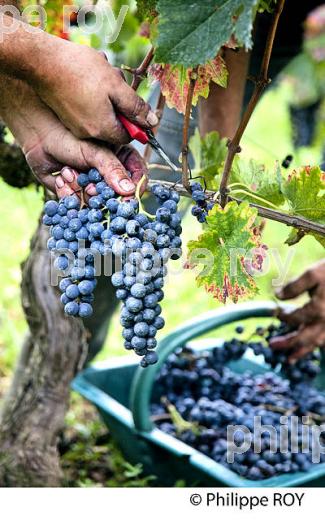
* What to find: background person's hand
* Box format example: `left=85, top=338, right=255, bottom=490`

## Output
left=270, top=260, right=325, bottom=361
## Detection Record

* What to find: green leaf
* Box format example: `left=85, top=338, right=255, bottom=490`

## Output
left=230, top=157, right=285, bottom=206
left=136, top=0, right=158, bottom=20
left=186, top=201, right=265, bottom=303
left=155, top=0, right=258, bottom=67
left=257, top=0, right=276, bottom=12
left=189, top=129, right=228, bottom=189
left=282, top=165, right=325, bottom=247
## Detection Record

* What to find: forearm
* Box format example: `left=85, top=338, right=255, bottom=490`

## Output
left=0, top=15, right=59, bottom=84
left=199, top=48, right=250, bottom=139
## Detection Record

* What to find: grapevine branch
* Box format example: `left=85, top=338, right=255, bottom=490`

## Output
left=123, top=46, right=154, bottom=90
left=148, top=179, right=325, bottom=237
left=182, top=69, right=198, bottom=190
left=219, top=0, right=286, bottom=207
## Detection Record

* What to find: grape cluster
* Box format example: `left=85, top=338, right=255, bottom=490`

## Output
left=42, top=169, right=182, bottom=366
left=111, top=184, right=182, bottom=367
left=189, top=182, right=213, bottom=223
left=151, top=323, right=325, bottom=481
left=43, top=193, right=97, bottom=319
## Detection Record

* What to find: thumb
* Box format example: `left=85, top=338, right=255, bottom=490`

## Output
left=45, top=129, right=137, bottom=197
left=276, top=269, right=318, bottom=300
left=109, top=70, right=158, bottom=129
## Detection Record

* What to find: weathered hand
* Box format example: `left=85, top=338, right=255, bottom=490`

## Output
left=0, top=77, right=148, bottom=197
left=52, top=144, right=148, bottom=200
left=0, top=16, right=158, bottom=146
left=29, top=35, right=157, bottom=145
left=270, top=261, right=325, bottom=361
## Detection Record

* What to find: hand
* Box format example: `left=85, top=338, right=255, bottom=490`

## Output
left=0, top=76, right=147, bottom=197
left=28, top=34, right=158, bottom=145
left=51, top=144, right=148, bottom=200
left=0, top=16, right=158, bottom=145
left=270, top=260, right=325, bottom=361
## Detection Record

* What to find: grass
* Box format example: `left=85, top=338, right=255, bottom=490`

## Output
left=0, top=83, right=324, bottom=486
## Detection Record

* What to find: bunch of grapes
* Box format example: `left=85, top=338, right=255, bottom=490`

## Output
left=111, top=184, right=182, bottom=367
left=42, top=169, right=182, bottom=367
left=151, top=324, right=325, bottom=481
left=189, top=182, right=214, bottom=223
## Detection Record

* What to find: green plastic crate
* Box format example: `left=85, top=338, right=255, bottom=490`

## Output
left=72, top=301, right=325, bottom=487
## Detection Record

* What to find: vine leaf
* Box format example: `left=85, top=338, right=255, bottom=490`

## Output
left=136, top=0, right=158, bottom=20
left=282, top=165, right=325, bottom=246
left=186, top=201, right=266, bottom=303
left=230, top=157, right=285, bottom=206
left=155, top=0, right=258, bottom=67
left=149, top=57, right=227, bottom=113
left=189, top=129, right=228, bottom=189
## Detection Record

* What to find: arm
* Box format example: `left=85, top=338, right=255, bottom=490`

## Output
left=270, top=261, right=325, bottom=361
left=199, top=48, right=250, bottom=138
left=0, top=14, right=158, bottom=144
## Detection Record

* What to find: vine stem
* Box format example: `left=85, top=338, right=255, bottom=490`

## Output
left=129, top=46, right=155, bottom=90
left=182, top=68, right=198, bottom=190
left=147, top=179, right=325, bottom=237
left=219, top=0, right=286, bottom=207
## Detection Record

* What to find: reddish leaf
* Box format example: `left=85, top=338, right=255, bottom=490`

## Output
left=149, top=56, right=228, bottom=113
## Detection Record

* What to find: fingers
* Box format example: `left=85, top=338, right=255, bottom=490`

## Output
left=270, top=330, right=303, bottom=351
left=277, top=301, right=318, bottom=326
left=80, top=141, right=136, bottom=197
left=54, top=167, right=80, bottom=198
left=102, top=105, right=131, bottom=145
left=287, top=322, right=325, bottom=361
left=276, top=268, right=319, bottom=300
left=269, top=323, right=325, bottom=362
left=44, top=128, right=136, bottom=197
left=117, top=145, right=148, bottom=196
left=109, top=69, right=158, bottom=129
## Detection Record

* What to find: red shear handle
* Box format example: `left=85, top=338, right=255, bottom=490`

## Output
left=117, top=114, right=149, bottom=145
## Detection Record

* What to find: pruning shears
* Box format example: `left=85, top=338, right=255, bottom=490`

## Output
left=117, top=114, right=179, bottom=173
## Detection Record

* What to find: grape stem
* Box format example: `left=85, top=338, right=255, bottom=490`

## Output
left=148, top=163, right=182, bottom=172
left=135, top=174, right=155, bottom=218
left=218, top=0, right=286, bottom=208
left=229, top=189, right=280, bottom=209
left=127, top=46, right=155, bottom=90
left=147, top=179, right=325, bottom=237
